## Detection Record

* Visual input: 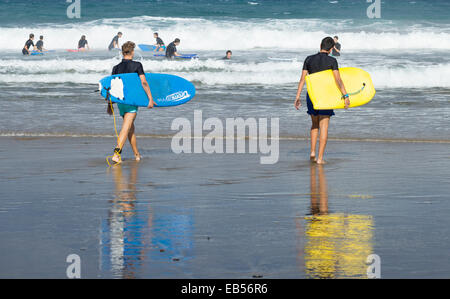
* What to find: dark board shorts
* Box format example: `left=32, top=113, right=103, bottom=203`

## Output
left=306, top=93, right=335, bottom=117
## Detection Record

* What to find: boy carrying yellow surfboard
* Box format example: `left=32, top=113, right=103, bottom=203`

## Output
left=294, top=37, right=350, bottom=165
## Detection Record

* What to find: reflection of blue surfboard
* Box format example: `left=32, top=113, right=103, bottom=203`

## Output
left=138, top=44, right=166, bottom=52
left=100, top=210, right=194, bottom=276
left=150, top=213, right=194, bottom=261
left=99, top=73, right=196, bottom=107
left=153, top=54, right=198, bottom=59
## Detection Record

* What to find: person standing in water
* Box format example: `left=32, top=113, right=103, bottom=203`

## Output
left=294, top=37, right=349, bottom=164
left=223, top=50, right=232, bottom=60
left=78, top=35, right=90, bottom=51
left=165, top=38, right=181, bottom=59
left=331, top=36, right=341, bottom=57
left=108, top=41, right=156, bottom=164
left=36, top=36, right=46, bottom=52
left=108, top=32, right=123, bottom=51
left=153, top=32, right=165, bottom=52
left=22, top=33, right=35, bottom=55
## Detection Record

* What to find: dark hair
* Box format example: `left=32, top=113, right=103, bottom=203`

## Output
left=40, top=35, right=44, bottom=40
left=174, top=38, right=180, bottom=43
left=334, top=36, right=338, bottom=40
left=118, top=32, right=122, bottom=35
left=154, top=32, right=158, bottom=36
left=122, top=41, right=136, bottom=55
left=320, top=37, right=335, bottom=51
left=226, top=50, right=232, bottom=54
left=29, top=33, right=34, bottom=39
left=81, top=35, right=86, bottom=40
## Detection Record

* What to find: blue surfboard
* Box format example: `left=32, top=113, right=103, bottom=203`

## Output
left=30, top=50, right=55, bottom=55
left=138, top=44, right=166, bottom=52
left=153, top=54, right=198, bottom=59
left=99, top=73, right=196, bottom=107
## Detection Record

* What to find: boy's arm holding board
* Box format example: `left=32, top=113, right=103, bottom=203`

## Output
left=332, top=70, right=350, bottom=108
left=139, top=74, right=156, bottom=109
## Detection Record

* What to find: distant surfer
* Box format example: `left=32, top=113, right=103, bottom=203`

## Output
left=153, top=32, right=165, bottom=52
left=331, top=36, right=341, bottom=57
left=108, top=41, right=156, bottom=164
left=78, top=35, right=90, bottom=51
left=165, top=38, right=181, bottom=59
left=108, top=32, right=123, bottom=51
left=36, top=36, right=46, bottom=52
left=223, top=50, right=232, bottom=60
left=22, top=34, right=35, bottom=55
left=294, top=37, right=349, bottom=164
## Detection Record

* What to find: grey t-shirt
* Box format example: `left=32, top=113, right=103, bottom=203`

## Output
left=36, top=40, right=44, bottom=51
left=332, top=42, right=341, bottom=56
left=108, top=35, right=119, bottom=51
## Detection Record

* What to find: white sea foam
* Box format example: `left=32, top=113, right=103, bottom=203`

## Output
left=1, top=57, right=450, bottom=88
left=1, top=16, right=450, bottom=51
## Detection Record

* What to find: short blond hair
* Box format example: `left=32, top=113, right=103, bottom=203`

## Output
left=122, top=41, right=135, bottom=55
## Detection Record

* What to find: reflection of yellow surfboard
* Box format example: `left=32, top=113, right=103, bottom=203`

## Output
left=305, top=67, right=376, bottom=110
left=304, top=213, right=374, bottom=279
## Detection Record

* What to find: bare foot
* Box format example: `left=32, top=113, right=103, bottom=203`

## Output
left=316, top=159, right=327, bottom=165
left=135, top=154, right=141, bottom=161
left=310, top=155, right=317, bottom=162
left=112, top=153, right=122, bottom=164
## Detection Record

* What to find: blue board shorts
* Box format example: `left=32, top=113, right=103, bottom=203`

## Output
left=306, top=93, right=335, bottom=117
left=117, top=103, right=138, bottom=117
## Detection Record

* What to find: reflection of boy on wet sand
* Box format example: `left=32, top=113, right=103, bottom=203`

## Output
left=107, top=163, right=153, bottom=279
left=309, top=164, right=328, bottom=215
left=299, top=164, right=374, bottom=279
left=112, top=164, right=138, bottom=216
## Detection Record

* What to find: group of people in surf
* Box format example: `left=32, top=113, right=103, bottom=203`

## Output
left=106, top=31, right=233, bottom=60
left=22, top=34, right=46, bottom=55
left=22, top=31, right=234, bottom=59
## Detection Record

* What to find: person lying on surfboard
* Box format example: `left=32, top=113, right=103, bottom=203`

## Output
left=108, top=41, right=156, bottom=164
left=153, top=32, right=165, bottom=52
left=294, top=36, right=349, bottom=165
left=78, top=35, right=90, bottom=51
left=165, top=38, right=181, bottom=59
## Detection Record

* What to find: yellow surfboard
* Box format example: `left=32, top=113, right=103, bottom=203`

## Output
left=305, top=67, right=376, bottom=110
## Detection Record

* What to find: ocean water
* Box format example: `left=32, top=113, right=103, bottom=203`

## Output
left=0, top=0, right=449, bottom=140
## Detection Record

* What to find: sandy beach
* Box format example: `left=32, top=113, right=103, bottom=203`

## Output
left=0, top=136, right=449, bottom=278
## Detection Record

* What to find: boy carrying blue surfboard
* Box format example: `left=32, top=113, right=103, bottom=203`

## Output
left=294, top=37, right=350, bottom=164
left=108, top=41, right=156, bottom=164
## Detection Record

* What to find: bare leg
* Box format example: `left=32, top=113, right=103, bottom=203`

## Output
left=128, top=122, right=141, bottom=161
left=112, top=112, right=136, bottom=163
left=310, top=115, right=320, bottom=161
left=317, top=115, right=330, bottom=164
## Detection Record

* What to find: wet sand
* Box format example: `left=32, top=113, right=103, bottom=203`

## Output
left=0, top=136, right=449, bottom=278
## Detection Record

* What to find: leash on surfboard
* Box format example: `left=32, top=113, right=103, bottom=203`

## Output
left=342, top=83, right=366, bottom=99
left=101, top=88, right=122, bottom=167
